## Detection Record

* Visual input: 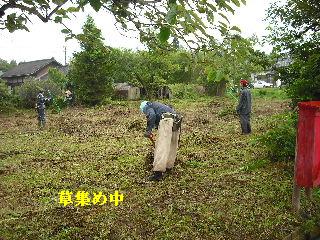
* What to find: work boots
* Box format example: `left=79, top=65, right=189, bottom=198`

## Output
left=149, top=171, right=163, bottom=181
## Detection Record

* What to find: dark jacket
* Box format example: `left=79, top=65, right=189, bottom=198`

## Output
left=36, top=93, right=46, bottom=109
left=144, top=102, right=175, bottom=133
left=237, top=87, right=252, bottom=115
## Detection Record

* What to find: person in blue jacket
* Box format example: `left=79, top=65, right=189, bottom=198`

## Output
left=140, top=101, right=182, bottom=181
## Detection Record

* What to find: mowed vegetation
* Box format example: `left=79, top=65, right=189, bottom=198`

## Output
left=0, top=90, right=304, bottom=240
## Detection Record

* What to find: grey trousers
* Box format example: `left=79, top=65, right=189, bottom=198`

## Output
left=239, top=114, right=251, bottom=134
left=37, top=108, right=46, bottom=127
left=153, top=117, right=180, bottom=172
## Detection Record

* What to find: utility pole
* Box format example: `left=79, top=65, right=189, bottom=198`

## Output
left=64, top=46, right=67, bottom=66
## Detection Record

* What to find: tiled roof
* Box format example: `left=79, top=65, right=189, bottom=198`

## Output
left=1, top=58, right=62, bottom=78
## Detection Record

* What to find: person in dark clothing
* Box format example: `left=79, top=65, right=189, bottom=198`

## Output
left=140, top=101, right=182, bottom=181
left=35, top=89, right=50, bottom=129
left=236, top=79, right=252, bottom=134
left=141, top=101, right=176, bottom=137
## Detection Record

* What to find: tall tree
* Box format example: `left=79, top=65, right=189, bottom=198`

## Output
left=68, top=16, right=114, bottom=105
left=266, top=0, right=320, bottom=105
left=267, top=0, right=320, bottom=58
left=0, top=59, right=17, bottom=72
left=130, top=50, right=178, bottom=98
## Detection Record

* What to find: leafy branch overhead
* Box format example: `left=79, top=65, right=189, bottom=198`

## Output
left=0, top=0, right=246, bottom=47
left=266, top=0, right=320, bottom=55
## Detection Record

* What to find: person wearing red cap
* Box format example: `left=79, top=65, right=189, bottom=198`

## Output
left=236, top=79, right=252, bottom=134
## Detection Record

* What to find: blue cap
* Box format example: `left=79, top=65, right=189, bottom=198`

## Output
left=140, top=101, right=148, bottom=113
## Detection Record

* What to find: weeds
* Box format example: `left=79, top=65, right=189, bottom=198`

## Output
left=254, top=111, right=297, bottom=162
left=0, top=97, right=302, bottom=239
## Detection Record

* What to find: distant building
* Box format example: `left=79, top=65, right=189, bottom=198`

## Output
left=275, top=56, right=292, bottom=68
left=140, top=86, right=173, bottom=99
left=251, top=71, right=275, bottom=84
left=157, top=86, right=173, bottom=99
left=1, top=58, right=63, bottom=89
left=114, top=83, right=140, bottom=100
left=251, top=55, right=293, bottom=85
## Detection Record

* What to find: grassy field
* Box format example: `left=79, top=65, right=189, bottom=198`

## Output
left=0, top=92, right=306, bottom=239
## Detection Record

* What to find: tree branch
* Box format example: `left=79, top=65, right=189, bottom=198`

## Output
left=0, top=1, right=13, bottom=19
left=0, top=0, right=68, bottom=23
left=296, top=22, right=320, bottom=38
left=47, top=0, right=68, bottom=20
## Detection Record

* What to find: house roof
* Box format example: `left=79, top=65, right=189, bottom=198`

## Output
left=57, top=65, right=69, bottom=75
left=1, top=58, right=62, bottom=78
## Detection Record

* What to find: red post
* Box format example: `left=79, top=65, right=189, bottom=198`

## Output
left=293, top=101, right=320, bottom=211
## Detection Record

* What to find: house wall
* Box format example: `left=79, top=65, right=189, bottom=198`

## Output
left=115, top=89, right=129, bottom=99
left=128, top=87, right=140, bottom=100
left=251, top=71, right=275, bottom=84
left=35, top=62, right=61, bottom=80
left=115, top=87, right=140, bottom=100
left=4, top=76, right=25, bottom=88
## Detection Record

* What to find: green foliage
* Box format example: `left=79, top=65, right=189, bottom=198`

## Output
left=0, top=59, right=17, bottom=72
left=50, top=96, right=67, bottom=114
left=159, top=26, right=171, bottom=43
left=256, top=112, right=297, bottom=162
left=169, top=84, right=205, bottom=99
left=195, top=36, right=264, bottom=96
left=0, top=80, right=11, bottom=101
left=0, top=0, right=245, bottom=47
left=47, top=68, right=68, bottom=89
left=15, top=78, right=62, bottom=108
left=92, top=47, right=192, bottom=99
left=68, top=16, right=114, bottom=106
left=80, top=37, right=264, bottom=99
left=166, top=51, right=193, bottom=84
left=107, top=48, right=136, bottom=84
left=204, top=68, right=228, bottom=96
left=130, top=51, right=178, bottom=98
left=267, top=0, right=320, bottom=57
left=108, top=49, right=192, bottom=87
left=0, top=80, right=16, bottom=113
left=284, top=54, right=320, bottom=106
left=251, top=50, right=274, bottom=70
left=251, top=88, right=288, bottom=100
left=267, top=0, right=320, bottom=107
left=241, top=159, right=269, bottom=172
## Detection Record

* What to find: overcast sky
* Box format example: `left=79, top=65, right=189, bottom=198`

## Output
left=0, top=0, right=276, bottom=65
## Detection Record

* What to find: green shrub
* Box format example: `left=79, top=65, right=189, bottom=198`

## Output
left=241, top=159, right=269, bottom=172
left=169, top=84, right=205, bottom=99
left=50, top=96, right=68, bottom=114
left=47, top=68, right=68, bottom=89
left=251, top=88, right=288, bottom=99
left=15, top=78, right=62, bottom=108
left=257, top=89, right=267, bottom=97
left=0, top=80, right=17, bottom=113
left=255, top=111, right=297, bottom=162
left=280, top=54, right=320, bottom=106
